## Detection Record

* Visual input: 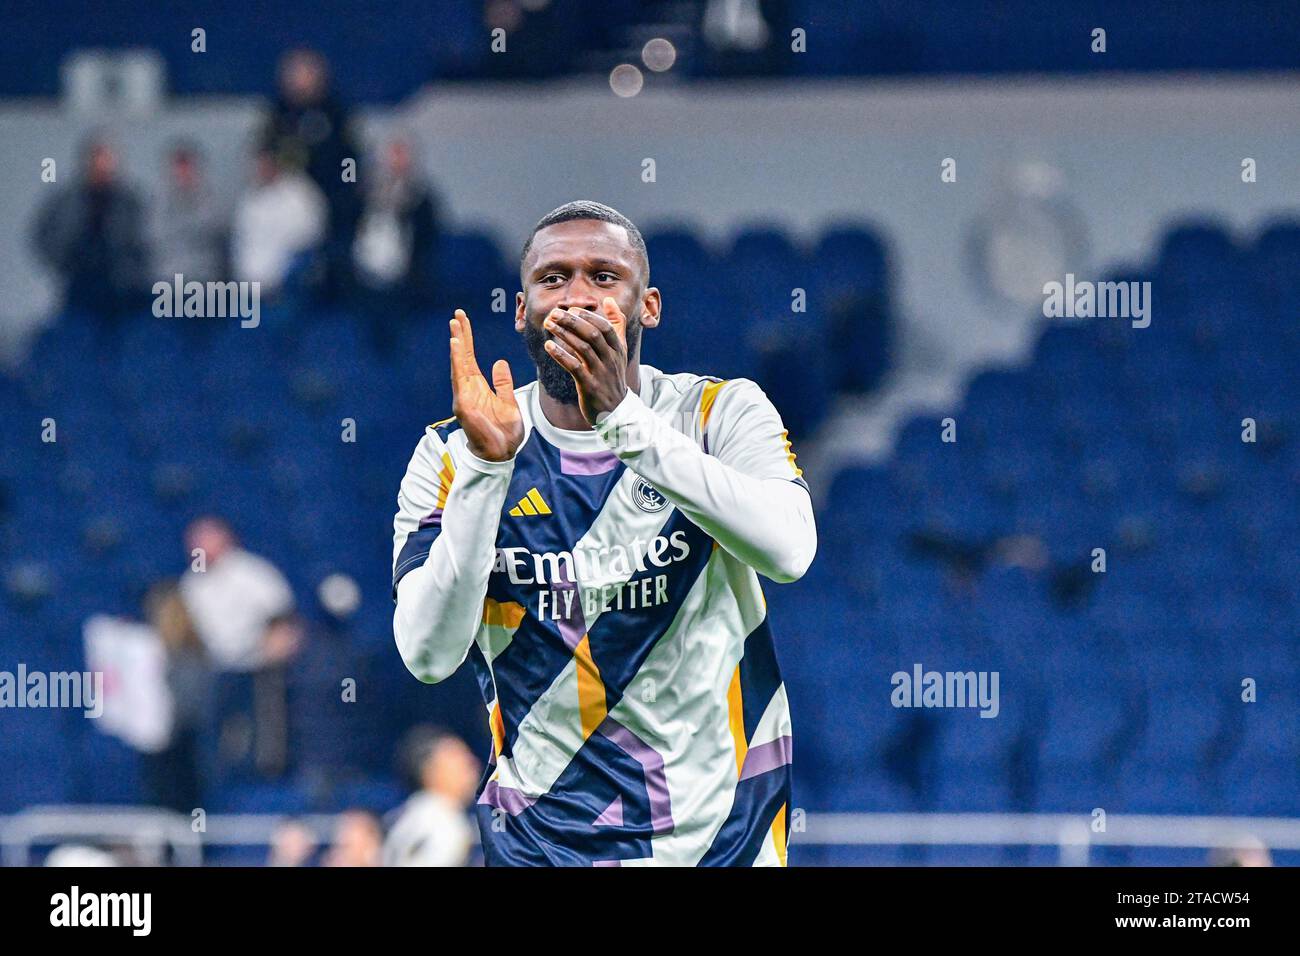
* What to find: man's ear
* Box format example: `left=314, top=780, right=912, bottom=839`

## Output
left=640, top=287, right=662, bottom=329
left=515, top=291, right=526, bottom=332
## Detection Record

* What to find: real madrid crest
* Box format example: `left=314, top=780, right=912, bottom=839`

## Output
left=631, top=476, right=668, bottom=513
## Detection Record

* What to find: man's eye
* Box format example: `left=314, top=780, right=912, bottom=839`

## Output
left=541, top=275, right=564, bottom=285
left=595, top=273, right=618, bottom=282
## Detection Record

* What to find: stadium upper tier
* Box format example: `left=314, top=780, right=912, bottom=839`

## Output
left=4, top=0, right=1299, bottom=99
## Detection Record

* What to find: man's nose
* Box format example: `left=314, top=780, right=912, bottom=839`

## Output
left=559, top=276, right=600, bottom=311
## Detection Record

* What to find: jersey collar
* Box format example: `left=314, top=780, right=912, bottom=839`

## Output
left=527, top=364, right=654, bottom=452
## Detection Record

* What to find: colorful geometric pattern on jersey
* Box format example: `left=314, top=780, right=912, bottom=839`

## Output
left=393, top=365, right=806, bottom=866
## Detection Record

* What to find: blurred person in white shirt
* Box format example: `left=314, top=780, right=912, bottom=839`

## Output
left=231, top=147, right=326, bottom=294
left=180, top=516, right=297, bottom=671
left=383, top=726, right=479, bottom=867
left=180, top=516, right=299, bottom=778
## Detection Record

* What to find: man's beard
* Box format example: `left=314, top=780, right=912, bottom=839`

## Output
left=523, top=305, right=641, bottom=406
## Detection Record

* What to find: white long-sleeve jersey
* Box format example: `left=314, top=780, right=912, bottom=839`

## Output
left=392, top=363, right=816, bottom=866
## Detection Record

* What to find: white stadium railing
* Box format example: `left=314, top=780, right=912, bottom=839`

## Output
left=3, top=808, right=1298, bottom=866
left=798, top=813, right=1300, bottom=864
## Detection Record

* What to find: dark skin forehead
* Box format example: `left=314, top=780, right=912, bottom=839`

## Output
left=522, top=219, right=647, bottom=287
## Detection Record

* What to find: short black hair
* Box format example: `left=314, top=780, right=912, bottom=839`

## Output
left=397, top=724, right=456, bottom=790
left=520, top=200, right=648, bottom=283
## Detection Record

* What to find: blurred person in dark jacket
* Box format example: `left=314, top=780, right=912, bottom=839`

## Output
left=353, top=136, right=442, bottom=351
left=287, top=572, right=387, bottom=793
left=151, top=141, right=226, bottom=286
left=32, top=137, right=148, bottom=320
left=139, top=580, right=211, bottom=813
left=261, top=48, right=362, bottom=302
left=354, top=138, right=440, bottom=300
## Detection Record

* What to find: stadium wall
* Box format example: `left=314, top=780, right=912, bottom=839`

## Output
left=2, top=75, right=1297, bottom=379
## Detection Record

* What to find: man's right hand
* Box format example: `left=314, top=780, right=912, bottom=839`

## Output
left=450, top=309, right=524, bottom=462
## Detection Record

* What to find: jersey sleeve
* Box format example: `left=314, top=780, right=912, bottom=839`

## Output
left=702, top=378, right=809, bottom=492
left=392, top=424, right=458, bottom=596
left=593, top=377, right=816, bottom=583
left=391, top=421, right=516, bottom=683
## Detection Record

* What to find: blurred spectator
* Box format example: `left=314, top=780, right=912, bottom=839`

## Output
left=31, top=136, right=148, bottom=319
left=353, top=138, right=441, bottom=306
left=1209, top=837, right=1273, bottom=867
left=699, top=0, right=788, bottom=76
left=179, top=516, right=300, bottom=779
left=138, top=580, right=211, bottom=813
left=82, top=612, right=171, bottom=753
left=383, top=726, right=479, bottom=867
left=703, top=0, right=772, bottom=53
left=325, top=810, right=384, bottom=867
left=288, top=572, right=386, bottom=790
left=151, top=141, right=226, bottom=285
left=228, top=145, right=322, bottom=293
left=45, top=845, right=121, bottom=867
left=261, top=48, right=363, bottom=300
left=267, top=819, right=319, bottom=867
left=180, top=517, right=297, bottom=671
left=231, top=146, right=326, bottom=294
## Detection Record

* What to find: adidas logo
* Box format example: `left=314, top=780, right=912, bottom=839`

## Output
left=509, top=487, right=552, bottom=517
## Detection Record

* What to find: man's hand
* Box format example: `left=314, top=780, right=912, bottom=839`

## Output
left=263, top=617, right=303, bottom=665
left=543, top=297, right=630, bottom=425
left=450, top=309, right=523, bottom=462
